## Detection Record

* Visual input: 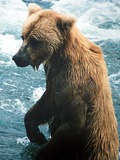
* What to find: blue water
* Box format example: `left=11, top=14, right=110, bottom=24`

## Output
left=0, top=0, right=120, bottom=159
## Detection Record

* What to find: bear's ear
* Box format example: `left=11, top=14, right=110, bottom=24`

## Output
left=56, top=16, right=76, bottom=32
left=28, top=3, right=42, bottom=16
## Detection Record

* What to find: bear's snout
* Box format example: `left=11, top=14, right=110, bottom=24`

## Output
left=12, top=51, right=31, bottom=67
left=12, top=53, right=21, bottom=67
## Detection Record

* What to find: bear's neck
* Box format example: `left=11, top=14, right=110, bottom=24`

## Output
left=51, top=27, right=91, bottom=67
left=65, top=27, right=92, bottom=62
left=49, top=26, right=103, bottom=74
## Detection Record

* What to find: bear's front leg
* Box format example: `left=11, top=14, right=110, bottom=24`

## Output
left=34, top=98, right=87, bottom=160
left=35, top=123, right=83, bottom=160
left=24, top=91, right=53, bottom=145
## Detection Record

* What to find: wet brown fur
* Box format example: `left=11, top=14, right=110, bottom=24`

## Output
left=20, top=3, right=119, bottom=160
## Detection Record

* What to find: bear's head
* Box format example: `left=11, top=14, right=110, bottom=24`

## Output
left=12, top=3, right=76, bottom=69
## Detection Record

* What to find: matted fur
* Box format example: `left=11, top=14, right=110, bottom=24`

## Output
left=13, top=3, right=119, bottom=160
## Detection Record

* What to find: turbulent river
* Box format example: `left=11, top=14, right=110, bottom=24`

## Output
left=0, top=0, right=120, bottom=159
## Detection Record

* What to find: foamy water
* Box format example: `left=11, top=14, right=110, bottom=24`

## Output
left=0, top=0, right=120, bottom=159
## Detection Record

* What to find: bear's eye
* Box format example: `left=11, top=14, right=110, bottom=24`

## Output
left=29, top=35, right=39, bottom=47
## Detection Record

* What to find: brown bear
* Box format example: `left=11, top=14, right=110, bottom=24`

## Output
left=12, top=3, right=119, bottom=160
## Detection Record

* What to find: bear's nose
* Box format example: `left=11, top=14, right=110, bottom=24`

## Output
left=12, top=54, right=18, bottom=61
left=12, top=54, right=19, bottom=62
left=12, top=55, right=15, bottom=61
left=12, top=54, right=20, bottom=65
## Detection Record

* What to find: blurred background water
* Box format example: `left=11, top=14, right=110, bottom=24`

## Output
left=0, top=0, right=120, bottom=159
